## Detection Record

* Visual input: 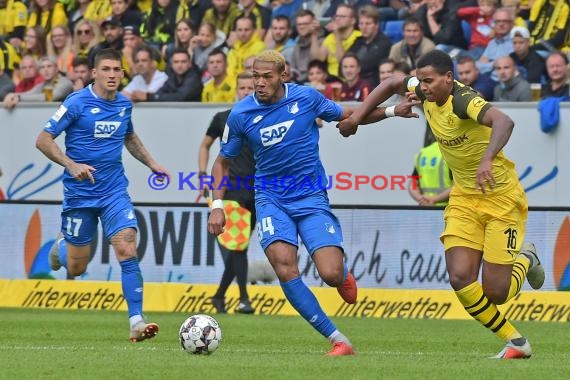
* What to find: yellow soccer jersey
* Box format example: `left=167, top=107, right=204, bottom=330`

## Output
left=0, top=0, right=28, bottom=36
left=27, top=3, right=68, bottom=33
left=84, top=0, right=112, bottom=24
left=404, top=77, right=519, bottom=195
left=0, top=39, right=21, bottom=73
left=322, top=30, right=361, bottom=76
left=201, top=76, right=236, bottom=103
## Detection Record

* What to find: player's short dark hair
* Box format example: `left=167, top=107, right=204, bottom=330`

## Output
left=94, top=48, right=122, bottom=68
left=416, top=50, right=454, bottom=75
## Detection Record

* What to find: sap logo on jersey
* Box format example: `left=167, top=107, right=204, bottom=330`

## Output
left=260, top=120, right=294, bottom=146
left=94, top=121, right=121, bottom=138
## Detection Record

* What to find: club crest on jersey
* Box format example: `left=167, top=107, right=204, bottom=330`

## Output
left=260, top=120, right=294, bottom=146
left=94, top=121, right=121, bottom=138
left=119, top=107, right=126, bottom=117
left=287, top=102, right=299, bottom=114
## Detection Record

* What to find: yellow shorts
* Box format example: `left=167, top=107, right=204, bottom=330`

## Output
left=441, top=184, right=528, bottom=265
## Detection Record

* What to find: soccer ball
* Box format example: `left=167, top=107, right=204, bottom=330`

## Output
left=179, top=314, right=222, bottom=354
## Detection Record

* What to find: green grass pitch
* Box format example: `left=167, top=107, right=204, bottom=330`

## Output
left=1, top=308, right=569, bottom=379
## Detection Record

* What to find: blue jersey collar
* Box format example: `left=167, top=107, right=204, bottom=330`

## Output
left=88, top=83, right=99, bottom=99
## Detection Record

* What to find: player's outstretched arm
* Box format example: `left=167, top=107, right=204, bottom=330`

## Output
left=36, top=130, right=96, bottom=183
left=337, top=96, right=421, bottom=137
left=208, top=155, right=232, bottom=236
left=476, top=106, right=515, bottom=193
left=337, top=75, right=407, bottom=133
left=124, top=132, right=171, bottom=181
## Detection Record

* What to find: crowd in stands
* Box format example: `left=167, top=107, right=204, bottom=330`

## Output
left=1, top=0, right=569, bottom=107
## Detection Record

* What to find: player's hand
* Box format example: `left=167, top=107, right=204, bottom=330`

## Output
left=68, top=162, right=96, bottom=184
left=201, top=184, right=211, bottom=199
left=150, top=165, right=171, bottom=183
left=405, top=91, right=419, bottom=102
left=395, top=97, right=422, bottom=118
left=208, top=209, right=226, bottom=235
left=476, top=157, right=495, bottom=193
left=337, top=117, right=359, bottom=137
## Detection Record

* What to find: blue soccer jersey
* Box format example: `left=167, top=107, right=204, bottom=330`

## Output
left=221, top=83, right=343, bottom=199
left=44, top=84, right=134, bottom=200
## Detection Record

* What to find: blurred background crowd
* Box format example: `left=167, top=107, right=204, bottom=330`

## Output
left=1, top=0, right=569, bottom=108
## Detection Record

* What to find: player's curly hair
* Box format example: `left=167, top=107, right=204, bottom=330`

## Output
left=254, top=50, right=286, bottom=74
left=416, top=50, right=454, bottom=75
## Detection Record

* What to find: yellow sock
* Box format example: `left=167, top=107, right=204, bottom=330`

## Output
left=455, top=282, right=521, bottom=341
left=506, top=255, right=530, bottom=302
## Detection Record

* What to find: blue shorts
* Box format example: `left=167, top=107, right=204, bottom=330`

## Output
left=61, top=193, right=138, bottom=245
left=255, top=191, right=344, bottom=255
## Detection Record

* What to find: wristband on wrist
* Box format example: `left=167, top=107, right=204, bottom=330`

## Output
left=211, top=199, right=224, bottom=210
left=385, top=105, right=396, bottom=118
left=198, top=171, right=207, bottom=177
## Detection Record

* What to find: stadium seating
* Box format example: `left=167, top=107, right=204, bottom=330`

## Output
left=384, top=20, right=404, bottom=43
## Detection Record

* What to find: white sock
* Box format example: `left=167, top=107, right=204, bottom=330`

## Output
left=328, top=330, right=351, bottom=345
left=129, top=315, right=144, bottom=329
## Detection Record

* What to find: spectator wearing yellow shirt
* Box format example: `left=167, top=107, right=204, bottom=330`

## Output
left=140, top=0, right=187, bottom=50
left=84, top=0, right=112, bottom=25
left=202, top=0, right=242, bottom=39
left=226, top=0, right=271, bottom=46
left=528, top=0, right=570, bottom=53
left=202, top=49, right=236, bottom=103
left=27, top=0, right=68, bottom=34
left=227, top=16, right=266, bottom=81
left=0, top=0, right=28, bottom=48
left=310, top=4, right=361, bottom=77
left=0, top=39, right=20, bottom=77
left=176, top=0, right=211, bottom=31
